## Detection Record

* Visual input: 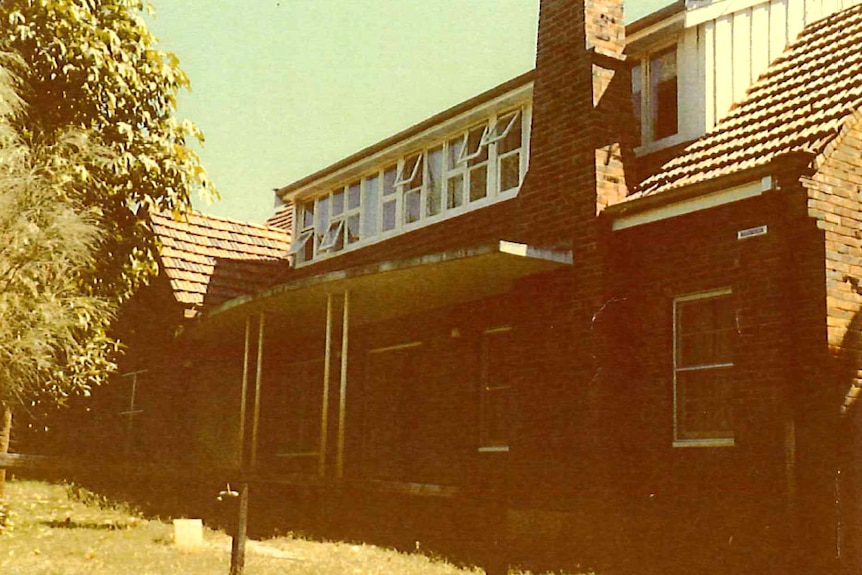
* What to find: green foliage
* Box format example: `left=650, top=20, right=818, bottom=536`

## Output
left=0, top=55, right=116, bottom=408
left=0, top=0, right=216, bottom=302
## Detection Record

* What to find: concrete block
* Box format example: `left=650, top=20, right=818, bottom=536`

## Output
left=173, top=518, right=204, bottom=550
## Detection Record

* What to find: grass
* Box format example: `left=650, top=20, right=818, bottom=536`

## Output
left=0, top=480, right=574, bottom=575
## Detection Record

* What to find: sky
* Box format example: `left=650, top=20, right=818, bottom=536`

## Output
left=147, top=0, right=673, bottom=224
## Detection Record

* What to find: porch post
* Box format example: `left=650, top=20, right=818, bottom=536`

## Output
left=319, top=294, right=333, bottom=477
left=230, top=315, right=253, bottom=575
left=250, top=312, right=265, bottom=471
left=336, top=290, right=350, bottom=479
left=238, top=316, right=251, bottom=465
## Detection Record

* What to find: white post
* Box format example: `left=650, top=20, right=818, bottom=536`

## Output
left=337, top=291, right=350, bottom=479
left=250, top=313, right=265, bottom=471
left=319, top=294, right=333, bottom=477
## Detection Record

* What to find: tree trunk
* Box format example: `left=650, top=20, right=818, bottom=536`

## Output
left=0, top=404, right=12, bottom=501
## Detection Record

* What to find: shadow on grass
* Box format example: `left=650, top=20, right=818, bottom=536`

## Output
left=41, top=519, right=131, bottom=531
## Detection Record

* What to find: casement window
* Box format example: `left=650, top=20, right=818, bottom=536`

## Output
left=632, top=45, right=678, bottom=146
left=273, top=358, right=324, bottom=456
left=290, top=104, right=530, bottom=265
left=673, top=289, right=735, bottom=447
left=479, top=326, right=513, bottom=452
left=118, top=369, right=148, bottom=458
left=288, top=202, right=315, bottom=263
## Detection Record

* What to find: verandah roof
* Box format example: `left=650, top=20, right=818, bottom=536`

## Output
left=192, top=240, right=571, bottom=337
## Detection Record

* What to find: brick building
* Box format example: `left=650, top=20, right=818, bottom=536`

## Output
left=51, top=0, right=862, bottom=573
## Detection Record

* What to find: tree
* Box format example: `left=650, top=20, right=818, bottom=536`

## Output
left=0, top=1, right=215, bottom=499
left=0, top=54, right=116, bottom=502
left=0, top=0, right=216, bottom=302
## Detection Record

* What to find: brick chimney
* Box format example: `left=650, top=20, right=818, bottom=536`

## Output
left=516, top=0, right=630, bottom=250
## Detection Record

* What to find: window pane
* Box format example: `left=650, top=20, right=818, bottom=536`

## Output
left=383, top=165, right=397, bottom=196
left=347, top=214, right=360, bottom=244
left=316, top=196, right=329, bottom=235
left=677, top=367, right=734, bottom=440
left=348, top=182, right=361, bottom=210
left=363, top=175, right=379, bottom=237
left=399, top=154, right=423, bottom=188
left=482, top=389, right=510, bottom=448
left=466, top=124, right=488, bottom=164
left=332, top=189, right=345, bottom=216
left=481, top=329, right=513, bottom=448
left=651, top=48, right=678, bottom=140
left=301, top=202, right=314, bottom=229
left=497, top=112, right=522, bottom=155
left=677, top=295, right=734, bottom=367
left=499, top=152, right=521, bottom=192
left=427, top=147, right=443, bottom=217
left=447, top=175, right=464, bottom=209
left=469, top=165, right=487, bottom=202
left=448, top=136, right=465, bottom=170
left=321, top=220, right=344, bottom=251
left=275, top=360, right=323, bottom=454
left=382, top=199, right=397, bottom=232
left=404, top=189, right=421, bottom=224
left=302, top=234, right=314, bottom=262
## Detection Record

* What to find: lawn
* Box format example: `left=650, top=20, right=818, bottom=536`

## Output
left=0, top=480, right=572, bottom=575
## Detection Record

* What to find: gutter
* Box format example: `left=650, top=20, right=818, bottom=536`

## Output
left=604, top=152, right=816, bottom=229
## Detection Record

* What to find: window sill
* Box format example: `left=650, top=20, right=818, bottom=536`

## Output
left=672, top=438, right=735, bottom=448
left=293, top=188, right=520, bottom=269
left=635, top=132, right=687, bottom=156
left=478, top=446, right=510, bottom=453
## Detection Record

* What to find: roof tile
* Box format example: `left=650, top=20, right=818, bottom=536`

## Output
left=634, top=4, right=862, bottom=198
left=150, top=211, right=291, bottom=311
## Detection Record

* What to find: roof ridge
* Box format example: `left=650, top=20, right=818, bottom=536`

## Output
left=152, top=209, right=289, bottom=235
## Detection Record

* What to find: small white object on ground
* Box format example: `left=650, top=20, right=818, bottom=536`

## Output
left=173, top=518, right=204, bottom=549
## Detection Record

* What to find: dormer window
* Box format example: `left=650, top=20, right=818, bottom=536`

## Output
left=632, top=45, right=678, bottom=146
left=290, top=104, right=531, bottom=266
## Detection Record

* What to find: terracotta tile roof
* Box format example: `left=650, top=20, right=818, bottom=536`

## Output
left=633, top=4, right=862, bottom=199
left=150, top=211, right=291, bottom=312
left=265, top=205, right=293, bottom=232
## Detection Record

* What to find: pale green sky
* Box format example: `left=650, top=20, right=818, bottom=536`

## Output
left=148, top=0, right=672, bottom=224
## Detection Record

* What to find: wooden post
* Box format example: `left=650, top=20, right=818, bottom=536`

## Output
left=230, top=315, right=254, bottom=575
left=229, top=482, right=249, bottom=575
left=336, top=290, right=350, bottom=479
left=320, top=294, right=333, bottom=477
left=250, top=312, right=265, bottom=470
left=238, top=317, right=251, bottom=465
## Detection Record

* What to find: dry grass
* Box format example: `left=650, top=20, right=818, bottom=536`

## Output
left=0, top=480, right=573, bottom=575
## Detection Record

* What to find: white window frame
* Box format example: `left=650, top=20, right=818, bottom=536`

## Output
left=632, top=42, right=681, bottom=152
left=482, top=110, right=520, bottom=146
left=672, top=288, right=735, bottom=448
left=290, top=104, right=531, bottom=267
left=344, top=181, right=362, bottom=246
left=318, top=219, right=344, bottom=253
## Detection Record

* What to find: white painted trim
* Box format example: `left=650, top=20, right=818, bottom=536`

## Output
left=685, top=0, right=772, bottom=28
left=673, top=438, right=736, bottom=448
left=367, top=341, right=423, bottom=355
left=478, top=446, right=510, bottom=453
left=634, top=131, right=688, bottom=156
left=292, top=105, right=530, bottom=269
left=611, top=176, right=772, bottom=231
left=284, top=83, right=533, bottom=201
left=627, top=11, right=685, bottom=46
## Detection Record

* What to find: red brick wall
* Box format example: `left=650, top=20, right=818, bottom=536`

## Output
left=280, top=200, right=515, bottom=283
left=803, top=108, right=862, bottom=572
left=515, top=0, right=629, bottom=250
